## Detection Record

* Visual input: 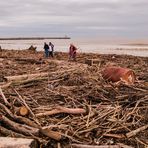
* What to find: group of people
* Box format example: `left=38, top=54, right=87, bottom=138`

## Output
left=43, top=42, right=78, bottom=61
left=44, top=42, right=54, bottom=58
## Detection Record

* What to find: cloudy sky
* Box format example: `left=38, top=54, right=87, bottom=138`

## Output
left=0, top=0, right=148, bottom=39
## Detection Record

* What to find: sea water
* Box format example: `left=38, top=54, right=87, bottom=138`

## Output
left=0, top=38, right=148, bottom=57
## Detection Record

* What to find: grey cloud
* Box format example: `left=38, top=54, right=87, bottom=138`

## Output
left=0, top=0, right=148, bottom=38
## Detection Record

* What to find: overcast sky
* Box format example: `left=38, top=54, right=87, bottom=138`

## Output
left=0, top=0, right=148, bottom=39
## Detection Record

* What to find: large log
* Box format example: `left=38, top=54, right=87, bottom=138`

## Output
left=5, top=72, right=48, bottom=82
left=0, top=102, right=39, bottom=128
left=0, top=114, right=39, bottom=136
left=0, top=137, right=38, bottom=148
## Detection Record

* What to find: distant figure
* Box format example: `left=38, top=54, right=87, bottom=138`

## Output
left=44, top=42, right=49, bottom=58
left=28, top=45, right=37, bottom=52
left=69, top=44, right=78, bottom=61
left=49, top=42, right=54, bottom=57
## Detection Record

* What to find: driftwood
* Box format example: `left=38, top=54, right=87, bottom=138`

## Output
left=126, top=124, right=148, bottom=138
left=36, top=106, right=86, bottom=117
left=0, top=114, right=39, bottom=136
left=0, top=126, right=26, bottom=138
left=0, top=137, right=38, bottom=148
left=0, top=87, right=11, bottom=106
left=0, top=102, right=39, bottom=128
left=5, top=72, right=48, bottom=82
left=0, top=49, right=148, bottom=147
left=40, top=128, right=62, bottom=141
left=15, top=58, right=44, bottom=64
left=71, top=143, right=134, bottom=148
left=17, top=106, right=29, bottom=116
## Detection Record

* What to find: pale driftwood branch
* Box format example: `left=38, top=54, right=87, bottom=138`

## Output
left=0, top=87, right=11, bottom=106
left=71, top=143, right=134, bottom=148
left=0, top=137, right=38, bottom=148
left=103, top=133, right=125, bottom=139
left=5, top=72, right=48, bottom=82
left=36, top=106, right=86, bottom=117
left=72, top=144, right=118, bottom=148
left=126, top=124, right=148, bottom=138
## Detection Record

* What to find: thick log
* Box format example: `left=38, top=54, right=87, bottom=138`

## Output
left=18, top=106, right=29, bottom=116
left=36, top=106, right=86, bottom=117
left=0, top=137, right=38, bottom=148
left=5, top=72, right=48, bottom=82
left=40, top=128, right=62, bottom=141
left=0, top=114, right=39, bottom=136
left=0, top=102, right=39, bottom=128
left=0, top=126, right=26, bottom=138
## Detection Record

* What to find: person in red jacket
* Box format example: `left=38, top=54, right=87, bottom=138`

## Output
left=69, top=44, right=78, bottom=61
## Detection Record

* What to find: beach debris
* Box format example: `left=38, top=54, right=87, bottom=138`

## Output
left=71, top=143, right=134, bottom=148
left=0, top=49, right=147, bottom=147
left=0, top=137, right=38, bottom=148
left=85, top=58, right=102, bottom=66
left=101, top=66, right=136, bottom=84
left=36, top=106, right=86, bottom=117
left=27, top=45, right=37, bottom=52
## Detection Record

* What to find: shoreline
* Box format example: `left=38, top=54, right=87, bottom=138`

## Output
left=0, top=37, right=71, bottom=40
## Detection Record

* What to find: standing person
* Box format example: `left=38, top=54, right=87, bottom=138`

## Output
left=69, top=44, right=77, bottom=61
left=49, top=42, right=54, bottom=57
left=44, top=42, right=49, bottom=58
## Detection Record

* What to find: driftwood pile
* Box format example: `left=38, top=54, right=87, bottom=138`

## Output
left=0, top=50, right=148, bottom=148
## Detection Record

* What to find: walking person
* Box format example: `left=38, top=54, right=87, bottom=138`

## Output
left=49, top=42, right=54, bottom=57
left=44, top=42, right=49, bottom=58
left=69, top=44, right=77, bottom=61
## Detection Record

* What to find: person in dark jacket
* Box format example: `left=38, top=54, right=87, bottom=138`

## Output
left=44, top=42, right=49, bottom=58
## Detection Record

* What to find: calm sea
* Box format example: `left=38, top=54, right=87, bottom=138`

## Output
left=0, top=38, right=148, bottom=57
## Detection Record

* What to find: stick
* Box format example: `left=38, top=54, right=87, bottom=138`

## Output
left=126, top=124, right=148, bottom=138
left=103, top=133, right=125, bottom=139
left=36, top=106, right=86, bottom=117
left=0, top=87, right=11, bottom=106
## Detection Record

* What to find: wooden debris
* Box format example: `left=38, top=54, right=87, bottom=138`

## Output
left=126, top=124, right=148, bottom=138
left=40, top=128, right=62, bottom=141
left=0, top=137, right=38, bottom=148
left=18, top=106, right=29, bottom=116
left=5, top=72, right=48, bottom=82
left=0, top=49, right=148, bottom=147
left=71, top=143, right=134, bottom=148
left=36, top=106, right=86, bottom=117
